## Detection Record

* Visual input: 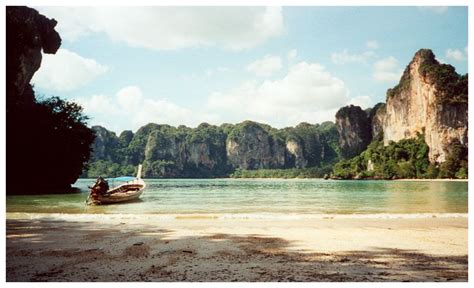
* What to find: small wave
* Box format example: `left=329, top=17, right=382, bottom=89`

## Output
left=6, top=212, right=468, bottom=221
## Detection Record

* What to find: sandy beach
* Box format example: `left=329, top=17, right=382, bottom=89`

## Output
left=6, top=212, right=467, bottom=282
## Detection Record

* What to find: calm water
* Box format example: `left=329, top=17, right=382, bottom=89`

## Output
left=6, top=179, right=468, bottom=216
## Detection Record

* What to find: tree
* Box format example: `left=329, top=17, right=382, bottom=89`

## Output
left=8, top=96, right=95, bottom=193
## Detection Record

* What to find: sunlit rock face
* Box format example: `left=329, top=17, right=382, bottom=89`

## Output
left=382, top=49, right=468, bottom=163
left=226, top=121, right=286, bottom=170
left=286, top=140, right=307, bottom=169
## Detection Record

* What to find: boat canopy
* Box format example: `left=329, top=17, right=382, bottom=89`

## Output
left=106, top=176, right=137, bottom=182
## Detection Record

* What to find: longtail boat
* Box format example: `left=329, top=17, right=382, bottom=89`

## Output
left=86, top=164, right=146, bottom=205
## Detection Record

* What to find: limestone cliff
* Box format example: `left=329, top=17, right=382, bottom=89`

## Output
left=6, top=6, right=61, bottom=110
left=117, top=123, right=230, bottom=178
left=118, top=130, right=134, bottom=148
left=86, top=121, right=340, bottom=177
left=382, top=49, right=468, bottom=163
left=335, top=105, right=372, bottom=158
left=226, top=121, right=286, bottom=170
left=91, top=126, right=120, bottom=161
left=286, top=140, right=307, bottom=168
left=369, top=103, right=386, bottom=139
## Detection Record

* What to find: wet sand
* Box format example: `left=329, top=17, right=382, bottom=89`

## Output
left=6, top=213, right=468, bottom=282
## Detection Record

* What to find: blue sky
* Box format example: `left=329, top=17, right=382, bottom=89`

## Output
left=31, top=6, right=468, bottom=134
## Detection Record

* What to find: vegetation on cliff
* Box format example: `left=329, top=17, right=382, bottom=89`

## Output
left=387, top=49, right=468, bottom=106
left=230, top=166, right=333, bottom=179
left=332, top=133, right=467, bottom=180
left=335, top=105, right=373, bottom=159
left=417, top=49, right=468, bottom=105
left=83, top=121, right=341, bottom=178
left=332, top=133, right=430, bottom=179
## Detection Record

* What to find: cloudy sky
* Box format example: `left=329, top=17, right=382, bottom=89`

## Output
left=32, top=6, right=468, bottom=134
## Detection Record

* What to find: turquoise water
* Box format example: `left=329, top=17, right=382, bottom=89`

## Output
left=6, top=179, right=468, bottom=215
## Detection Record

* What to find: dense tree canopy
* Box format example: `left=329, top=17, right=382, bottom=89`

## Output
left=8, top=96, right=95, bottom=193
left=332, top=133, right=467, bottom=180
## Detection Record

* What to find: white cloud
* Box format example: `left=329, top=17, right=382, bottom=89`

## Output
left=181, top=66, right=230, bottom=80
left=37, top=6, right=283, bottom=51
left=372, top=56, right=402, bottom=82
left=366, top=40, right=379, bottom=50
left=31, top=49, right=108, bottom=91
left=287, top=49, right=298, bottom=61
left=331, top=49, right=376, bottom=65
left=208, top=61, right=350, bottom=126
left=247, top=55, right=282, bottom=77
left=76, top=86, right=213, bottom=133
left=347, top=95, right=373, bottom=109
left=78, top=94, right=118, bottom=116
left=418, top=7, right=449, bottom=14
left=446, top=48, right=466, bottom=62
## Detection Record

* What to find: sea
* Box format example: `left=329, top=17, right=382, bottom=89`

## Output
left=6, top=179, right=468, bottom=219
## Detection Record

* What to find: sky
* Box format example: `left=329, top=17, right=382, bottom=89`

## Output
left=31, top=6, right=468, bottom=134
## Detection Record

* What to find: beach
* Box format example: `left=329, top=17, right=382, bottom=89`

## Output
left=6, top=213, right=468, bottom=282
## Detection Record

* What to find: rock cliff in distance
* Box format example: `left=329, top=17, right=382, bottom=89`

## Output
left=335, top=105, right=372, bottom=159
left=86, top=121, right=340, bottom=178
left=382, top=49, right=468, bottom=163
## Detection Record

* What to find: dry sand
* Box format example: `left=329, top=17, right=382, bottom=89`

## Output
left=6, top=213, right=468, bottom=282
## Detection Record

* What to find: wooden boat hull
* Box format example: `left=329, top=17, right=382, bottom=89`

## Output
left=92, top=178, right=146, bottom=205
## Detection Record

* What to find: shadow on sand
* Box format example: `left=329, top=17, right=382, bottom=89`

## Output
left=6, top=218, right=468, bottom=282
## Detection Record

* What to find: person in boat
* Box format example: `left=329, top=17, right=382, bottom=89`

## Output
left=90, top=176, right=109, bottom=198
left=97, top=176, right=109, bottom=193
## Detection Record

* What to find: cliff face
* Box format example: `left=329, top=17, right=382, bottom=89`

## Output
left=335, top=105, right=372, bottom=159
left=6, top=6, right=61, bottom=110
left=382, top=49, right=468, bottom=163
left=286, top=140, right=307, bottom=168
left=87, top=121, right=341, bottom=177
left=370, top=103, right=386, bottom=139
left=226, top=121, right=286, bottom=170
left=91, top=126, right=120, bottom=161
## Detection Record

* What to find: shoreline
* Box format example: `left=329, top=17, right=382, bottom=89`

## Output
left=6, top=212, right=468, bottom=281
left=392, top=178, right=468, bottom=182
left=6, top=212, right=469, bottom=221
left=77, top=177, right=468, bottom=181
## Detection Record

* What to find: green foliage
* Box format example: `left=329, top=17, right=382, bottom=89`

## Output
left=84, top=160, right=136, bottom=178
left=387, top=63, right=412, bottom=100
left=86, top=122, right=233, bottom=178
left=438, top=139, right=468, bottom=179
left=332, top=133, right=431, bottom=179
left=230, top=166, right=333, bottom=179
left=280, top=121, right=340, bottom=168
left=387, top=49, right=468, bottom=106
left=419, top=63, right=468, bottom=105
left=83, top=120, right=341, bottom=178
left=333, top=132, right=467, bottom=180
left=425, top=164, right=440, bottom=179
left=455, top=167, right=468, bottom=179
left=144, top=160, right=177, bottom=178
left=8, top=95, right=95, bottom=192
